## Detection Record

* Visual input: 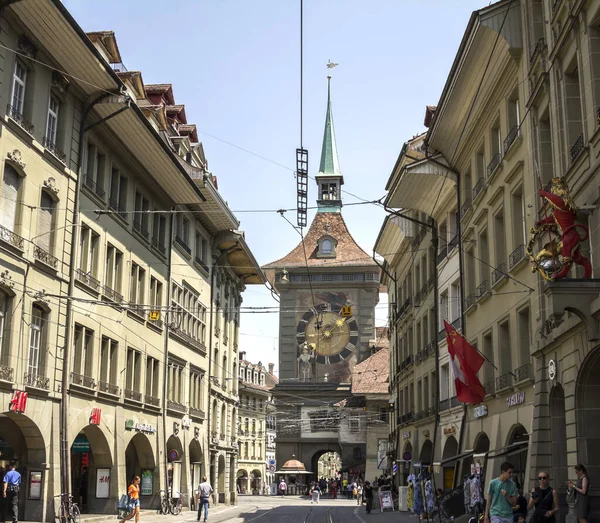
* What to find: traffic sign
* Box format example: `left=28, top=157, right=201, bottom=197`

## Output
left=402, top=451, right=412, bottom=461
left=269, top=465, right=275, bottom=472
left=341, top=305, right=352, bottom=317
left=268, top=459, right=276, bottom=466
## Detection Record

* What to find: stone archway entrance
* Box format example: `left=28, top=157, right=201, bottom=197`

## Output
left=189, top=438, right=203, bottom=502
left=166, top=435, right=185, bottom=496
left=71, top=425, right=112, bottom=514
left=217, top=455, right=226, bottom=503
left=237, top=469, right=248, bottom=495
left=125, top=433, right=156, bottom=506
left=419, top=439, right=433, bottom=465
left=462, top=432, right=490, bottom=479
left=402, top=441, right=413, bottom=484
left=550, top=384, right=568, bottom=487
left=442, top=436, right=458, bottom=490
left=576, top=347, right=600, bottom=484
left=250, top=469, right=262, bottom=494
left=506, top=424, right=529, bottom=490
left=0, top=413, right=47, bottom=521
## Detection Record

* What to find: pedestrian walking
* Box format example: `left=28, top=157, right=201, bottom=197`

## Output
left=310, top=484, right=321, bottom=504
left=332, top=480, right=338, bottom=499
left=2, top=463, right=20, bottom=523
left=528, top=472, right=558, bottom=523
left=357, top=484, right=363, bottom=505
left=279, top=479, right=287, bottom=496
left=197, top=476, right=213, bottom=523
left=568, top=464, right=590, bottom=523
left=120, top=475, right=140, bottom=523
left=364, top=481, right=374, bottom=514
left=484, top=462, right=517, bottom=523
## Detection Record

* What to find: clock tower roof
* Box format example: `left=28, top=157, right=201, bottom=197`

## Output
left=262, top=212, right=377, bottom=278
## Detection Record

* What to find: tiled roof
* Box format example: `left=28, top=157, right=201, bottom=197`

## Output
left=145, top=84, right=172, bottom=93
left=351, top=348, right=389, bottom=395
left=374, top=327, right=389, bottom=350
left=166, top=104, right=185, bottom=113
left=262, top=212, right=377, bottom=270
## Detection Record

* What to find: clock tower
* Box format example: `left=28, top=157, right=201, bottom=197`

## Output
left=262, top=77, right=380, bottom=480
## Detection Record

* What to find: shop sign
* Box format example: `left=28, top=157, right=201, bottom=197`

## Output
left=473, top=405, right=488, bottom=419
left=125, top=419, right=157, bottom=434
left=443, top=426, right=456, bottom=435
left=141, top=469, right=153, bottom=496
left=90, top=408, right=101, bottom=425
left=402, top=431, right=411, bottom=439
left=506, top=391, right=525, bottom=408
left=96, top=468, right=110, bottom=499
left=28, top=471, right=42, bottom=500
left=72, top=435, right=90, bottom=452
left=548, top=360, right=556, bottom=380
left=9, top=390, right=28, bottom=414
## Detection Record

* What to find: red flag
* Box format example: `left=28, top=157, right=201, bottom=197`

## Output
left=443, top=320, right=485, bottom=405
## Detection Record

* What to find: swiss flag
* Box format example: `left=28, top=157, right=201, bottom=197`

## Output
left=443, top=320, right=486, bottom=405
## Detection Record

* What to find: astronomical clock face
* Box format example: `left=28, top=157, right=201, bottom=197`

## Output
left=296, top=302, right=359, bottom=364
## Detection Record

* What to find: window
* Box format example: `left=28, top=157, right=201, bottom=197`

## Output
left=0, top=164, right=20, bottom=232
left=320, top=182, right=338, bottom=200
left=176, top=215, right=190, bottom=248
left=152, top=211, right=167, bottom=254
left=439, top=221, right=447, bottom=250
left=517, top=308, right=531, bottom=368
left=349, top=416, right=360, bottom=433
left=150, top=277, right=163, bottom=312
left=109, top=168, right=128, bottom=217
left=126, top=348, right=142, bottom=394
left=244, top=442, right=249, bottom=459
left=482, top=332, right=494, bottom=386
left=564, top=59, right=584, bottom=158
left=450, top=281, right=460, bottom=323
left=441, top=363, right=450, bottom=401
left=423, top=375, right=429, bottom=410
left=145, top=356, right=160, bottom=399
left=130, top=263, right=146, bottom=306
left=78, top=225, right=100, bottom=280
left=190, top=369, right=204, bottom=410
left=478, top=229, right=490, bottom=288
left=195, top=231, right=209, bottom=266
left=490, top=120, right=501, bottom=161
left=498, top=320, right=511, bottom=377
left=0, top=292, right=9, bottom=362
left=27, top=306, right=46, bottom=380
left=168, top=359, right=184, bottom=404
left=10, top=61, right=26, bottom=115
left=84, top=144, right=107, bottom=198
left=45, top=95, right=59, bottom=147
left=105, top=244, right=123, bottom=297
left=494, top=210, right=506, bottom=271
left=537, top=109, right=554, bottom=186
left=171, top=282, right=207, bottom=345
left=321, top=239, right=332, bottom=253
left=511, top=187, right=525, bottom=251
left=258, top=443, right=262, bottom=459
left=506, top=92, right=520, bottom=148
left=134, top=191, right=150, bottom=238
left=73, top=324, right=94, bottom=378
left=36, top=191, right=56, bottom=254
left=440, top=291, right=449, bottom=325
left=99, top=336, right=118, bottom=387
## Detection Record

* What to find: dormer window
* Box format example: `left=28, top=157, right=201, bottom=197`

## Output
left=317, top=235, right=337, bottom=259
left=320, top=182, right=339, bottom=201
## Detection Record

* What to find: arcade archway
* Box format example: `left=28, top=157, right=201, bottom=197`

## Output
left=0, top=413, right=47, bottom=521
left=71, top=424, right=112, bottom=513
left=506, top=423, right=529, bottom=490
left=217, top=455, right=226, bottom=502
left=189, top=438, right=203, bottom=499
left=237, top=468, right=248, bottom=495
left=419, top=439, right=433, bottom=464
left=550, top=384, right=568, bottom=487
left=401, top=441, right=413, bottom=484
left=125, top=433, right=156, bottom=502
left=166, top=435, right=185, bottom=495
left=311, top=448, right=342, bottom=482
left=462, top=432, right=490, bottom=479
left=250, top=469, right=262, bottom=494
left=576, top=347, right=600, bottom=484
left=442, top=436, right=458, bottom=490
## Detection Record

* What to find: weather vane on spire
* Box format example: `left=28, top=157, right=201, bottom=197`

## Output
left=326, top=59, right=339, bottom=69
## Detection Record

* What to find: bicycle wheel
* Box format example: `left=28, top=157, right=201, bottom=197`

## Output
left=69, top=504, right=80, bottom=523
left=160, top=496, right=169, bottom=515
left=170, top=498, right=182, bottom=516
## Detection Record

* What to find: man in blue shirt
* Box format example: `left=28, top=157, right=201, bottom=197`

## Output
left=3, top=462, right=21, bottom=523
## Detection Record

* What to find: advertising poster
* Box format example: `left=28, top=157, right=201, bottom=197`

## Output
left=141, top=469, right=153, bottom=496
left=96, top=468, right=110, bottom=499
left=29, top=471, right=42, bottom=500
left=379, top=490, right=394, bottom=512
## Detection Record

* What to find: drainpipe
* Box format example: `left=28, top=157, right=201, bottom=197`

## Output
left=60, top=91, right=130, bottom=498
left=162, top=206, right=175, bottom=498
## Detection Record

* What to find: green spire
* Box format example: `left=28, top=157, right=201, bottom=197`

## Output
left=317, top=76, right=342, bottom=178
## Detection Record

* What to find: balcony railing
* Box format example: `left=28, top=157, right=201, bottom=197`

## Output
left=189, top=407, right=206, bottom=419
left=83, top=175, right=106, bottom=199
left=509, top=244, right=525, bottom=269
left=124, top=388, right=142, bottom=402
left=570, top=133, right=584, bottom=162
left=144, top=394, right=160, bottom=407
left=465, top=294, right=477, bottom=311
left=492, top=263, right=507, bottom=286
left=484, top=380, right=495, bottom=396
left=33, top=245, right=58, bottom=269
left=24, top=373, right=49, bottom=390
left=0, top=365, right=13, bottom=382
left=473, top=177, right=486, bottom=200
left=150, top=236, right=166, bottom=256
left=460, top=197, right=472, bottom=218
left=504, top=124, right=520, bottom=152
left=437, top=245, right=448, bottom=265
left=7, top=104, right=34, bottom=134
left=448, top=233, right=459, bottom=252
left=75, top=268, right=100, bottom=290
left=169, top=326, right=206, bottom=353
left=98, top=380, right=120, bottom=396
left=487, top=153, right=501, bottom=178
left=495, top=372, right=513, bottom=391
left=133, top=218, right=149, bottom=240
left=514, top=363, right=532, bottom=383
left=529, top=38, right=545, bottom=65
left=43, top=136, right=66, bottom=162
left=440, top=399, right=450, bottom=411
left=71, top=372, right=96, bottom=389
left=102, top=285, right=123, bottom=303
left=167, top=400, right=186, bottom=413
left=108, top=198, right=128, bottom=220
left=0, top=224, right=25, bottom=250
left=477, top=280, right=490, bottom=299
left=174, top=236, right=191, bottom=255
left=450, top=396, right=460, bottom=408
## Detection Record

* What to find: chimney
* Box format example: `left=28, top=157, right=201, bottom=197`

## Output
left=268, top=363, right=274, bottom=375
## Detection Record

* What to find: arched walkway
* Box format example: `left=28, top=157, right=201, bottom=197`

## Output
left=462, top=432, right=490, bottom=479
left=251, top=469, right=262, bottom=494
left=126, top=433, right=156, bottom=500
left=419, top=439, right=433, bottom=464
left=442, top=436, right=458, bottom=490
left=402, top=441, right=413, bottom=484
left=71, top=424, right=113, bottom=514
left=310, top=448, right=342, bottom=482
left=506, top=423, right=529, bottom=490
left=550, top=384, right=568, bottom=487
left=0, top=413, right=47, bottom=521
left=576, top=346, right=600, bottom=483
left=189, top=438, right=203, bottom=497
left=217, top=455, right=226, bottom=502
left=237, top=469, right=249, bottom=495
left=166, top=435, right=185, bottom=496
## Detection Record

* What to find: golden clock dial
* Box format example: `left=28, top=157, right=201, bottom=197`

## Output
left=306, top=311, right=350, bottom=356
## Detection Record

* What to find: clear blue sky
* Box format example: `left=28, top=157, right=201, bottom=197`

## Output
left=64, top=0, right=485, bottom=374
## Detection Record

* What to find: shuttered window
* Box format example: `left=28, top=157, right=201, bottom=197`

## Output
left=0, top=292, right=7, bottom=359
left=0, top=165, right=19, bottom=231
left=28, top=306, right=44, bottom=376
left=37, top=192, right=54, bottom=252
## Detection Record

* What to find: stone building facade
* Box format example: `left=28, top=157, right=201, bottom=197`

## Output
left=0, top=3, right=263, bottom=520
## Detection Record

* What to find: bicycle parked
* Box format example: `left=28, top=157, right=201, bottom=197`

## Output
left=158, top=489, right=186, bottom=515
left=54, top=493, right=80, bottom=523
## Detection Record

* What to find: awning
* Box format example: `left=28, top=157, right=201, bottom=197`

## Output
left=473, top=441, right=528, bottom=462
left=439, top=449, right=475, bottom=467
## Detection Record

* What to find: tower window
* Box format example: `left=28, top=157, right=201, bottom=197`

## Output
left=317, top=235, right=337, bottom=259
left=321, top=239, right=333, bottom=254
left=320, top=183, right=338, bottom=200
